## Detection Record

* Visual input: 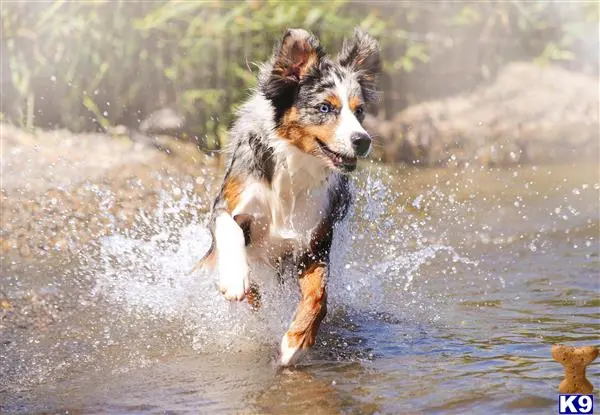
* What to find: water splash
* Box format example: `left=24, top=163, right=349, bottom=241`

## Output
left=86, top=166, right=477, bottom=354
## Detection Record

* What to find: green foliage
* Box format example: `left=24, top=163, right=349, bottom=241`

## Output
left=1, top=1, right=596, bottom=148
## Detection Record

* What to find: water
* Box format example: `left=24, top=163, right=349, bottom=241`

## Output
left=1, top=162, right=598, bottom=414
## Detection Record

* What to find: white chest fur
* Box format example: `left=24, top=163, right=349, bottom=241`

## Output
left=231, top=142, right=332, bottom=265
left=270, top=163, right=328, bottom=242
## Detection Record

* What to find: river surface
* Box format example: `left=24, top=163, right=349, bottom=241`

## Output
left=1, top=161, right=599, bottom=414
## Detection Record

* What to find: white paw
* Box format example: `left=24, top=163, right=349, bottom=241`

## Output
left=218, top=259, right=249, bottom=301
left=214, top=212, right=250, bottom=301
left=278, top=334, right=306, bottom=367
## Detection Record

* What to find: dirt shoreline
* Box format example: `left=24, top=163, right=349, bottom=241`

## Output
left=1, top=124, right=220, bottom=262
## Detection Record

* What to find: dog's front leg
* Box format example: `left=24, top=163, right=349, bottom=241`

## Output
left=279, top=261, right=328, bottom=366
left=214, top=211, right=250, bottom=301
left=211, top=180, right=271, bottom=302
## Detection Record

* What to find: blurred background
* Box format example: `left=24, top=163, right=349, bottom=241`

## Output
left=2, top=0, right=598, bottom=152
left=1, top=2, right=599, bottom=413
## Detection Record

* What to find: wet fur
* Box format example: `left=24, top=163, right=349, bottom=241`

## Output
left=199, top=28, right=381, bottom=366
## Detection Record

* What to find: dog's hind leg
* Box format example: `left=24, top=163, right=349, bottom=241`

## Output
left=278, top=262, right=328, bottom=366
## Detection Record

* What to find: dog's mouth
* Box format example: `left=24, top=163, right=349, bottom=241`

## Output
left=315, top=138, right=357, bottom=172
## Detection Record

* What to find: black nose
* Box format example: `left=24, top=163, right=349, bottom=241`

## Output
left=351, top=133, right=372, bottom=157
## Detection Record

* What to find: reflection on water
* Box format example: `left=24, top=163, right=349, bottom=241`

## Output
left=1, top=162, right=598, bottom=414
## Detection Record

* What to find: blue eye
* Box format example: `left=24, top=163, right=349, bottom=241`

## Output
left=319, top=103, right=331, bottom=113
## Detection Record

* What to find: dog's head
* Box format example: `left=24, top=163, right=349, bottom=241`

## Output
left=261, top=28, right=381, bottom=172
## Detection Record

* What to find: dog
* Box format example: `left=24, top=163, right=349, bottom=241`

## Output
left=199, top=27, right=381, bottom=366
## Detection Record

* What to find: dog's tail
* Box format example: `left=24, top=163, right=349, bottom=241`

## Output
left=187, top=230, right=217, bottom=275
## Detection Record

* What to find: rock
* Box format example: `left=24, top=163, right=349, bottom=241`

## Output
left=119, top=107, right=214, bottom=155
left=365, top=63, right=599, bottom=166
left=139, top=107, right=186, bottom=136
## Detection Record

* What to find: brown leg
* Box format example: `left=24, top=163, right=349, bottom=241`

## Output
left=278, top=262, right=327, bottom=366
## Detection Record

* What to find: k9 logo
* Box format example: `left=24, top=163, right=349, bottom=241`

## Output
left=559, top=395, right=594, bottom=414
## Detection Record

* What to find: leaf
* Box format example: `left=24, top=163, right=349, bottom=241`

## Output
left=181, top=89, right=225, bottom=109
left=305, top=9, right=322, bottom=26
left=35, top=0, right=67, bottom=31
left=82, top=95, right=111, bottom=131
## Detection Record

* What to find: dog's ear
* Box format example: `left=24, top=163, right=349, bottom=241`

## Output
left=338, top=27, right=381, bottom=75
left=337, top=28, right=381, bottom=103
left=271, top=28, right=324, bottom=83
left=263, top=29, right=324, bottom=120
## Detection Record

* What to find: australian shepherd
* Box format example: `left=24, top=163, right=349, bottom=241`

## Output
left=199, top=28, right=381, bottom=366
